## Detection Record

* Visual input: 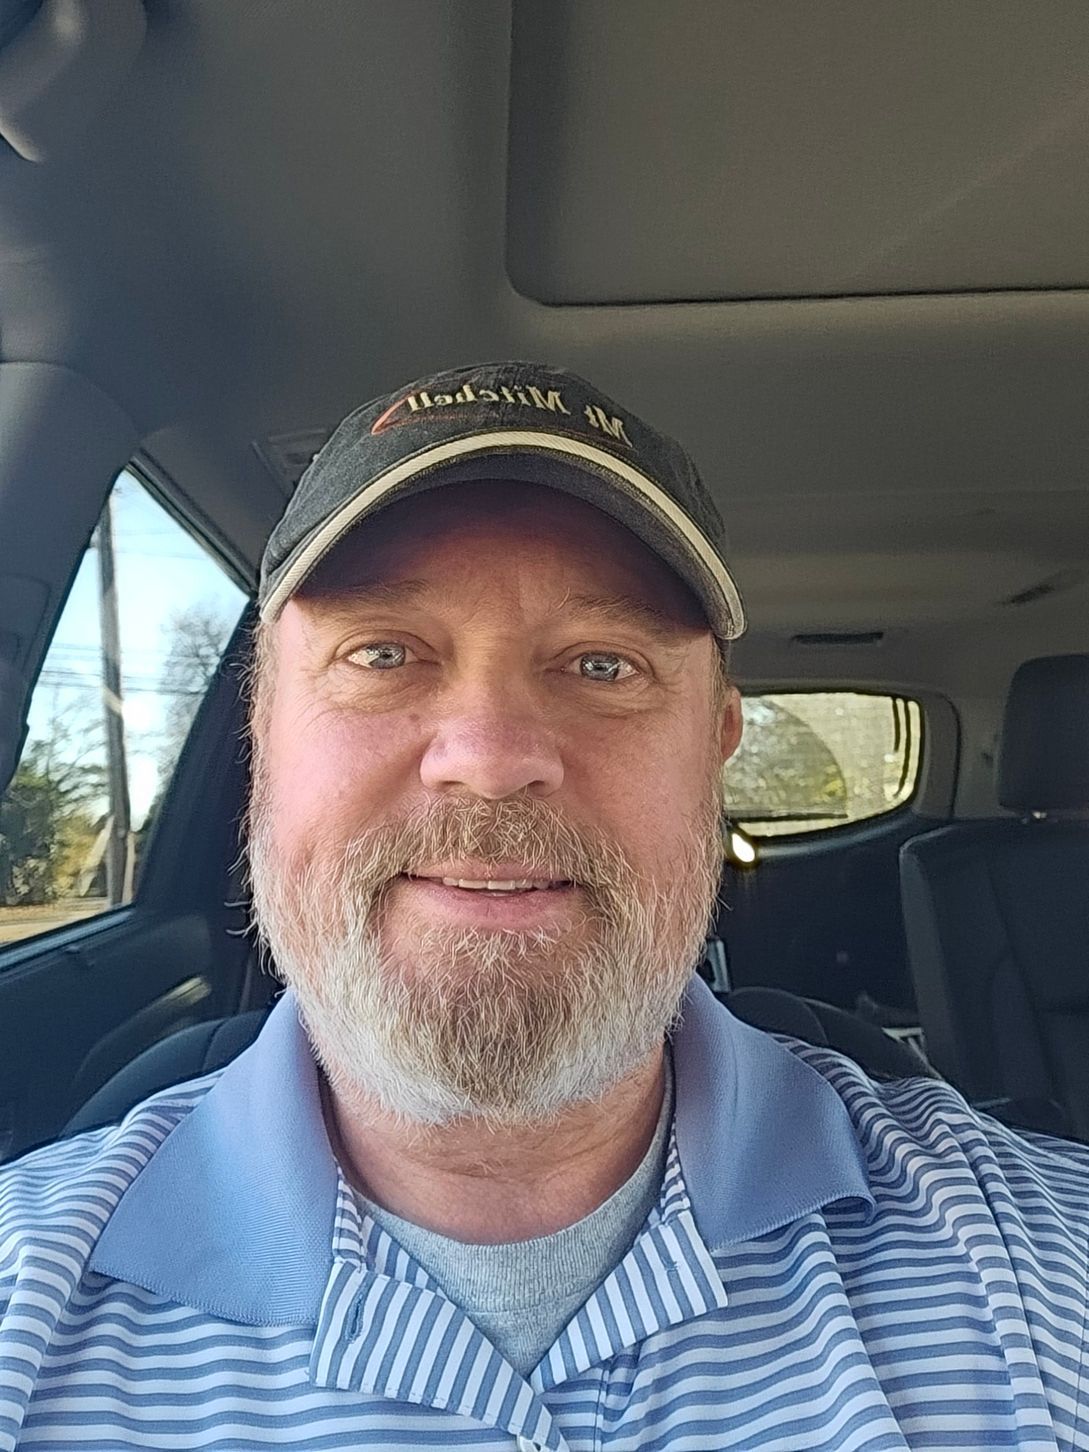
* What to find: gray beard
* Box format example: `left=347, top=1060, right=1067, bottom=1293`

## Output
left=247, top=791, right=722, bottom=1128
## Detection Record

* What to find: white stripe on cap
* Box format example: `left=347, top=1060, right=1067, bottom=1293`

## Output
left=261, top=430, right=746, bottom=637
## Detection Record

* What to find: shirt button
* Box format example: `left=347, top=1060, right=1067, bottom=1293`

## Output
left=516, top=1439, right=541, bottom=1452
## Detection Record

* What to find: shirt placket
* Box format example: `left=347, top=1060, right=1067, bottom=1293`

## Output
left=531, top=1205, right=731, bottom=1395
left=308, top=1176, right=571, bottom=1452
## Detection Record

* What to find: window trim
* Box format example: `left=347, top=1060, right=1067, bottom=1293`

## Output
left=129, top=454, right=257, bottom=599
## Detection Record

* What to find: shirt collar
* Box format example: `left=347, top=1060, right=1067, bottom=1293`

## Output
left=90, top=987, right=337, bottom=1324
left=673, top=975, right=874, bottom=1250
left=89, top=976, right=873, bottom=1325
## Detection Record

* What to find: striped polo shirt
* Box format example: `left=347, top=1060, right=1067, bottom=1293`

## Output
left=1, top=977, right=1087, bottom=1451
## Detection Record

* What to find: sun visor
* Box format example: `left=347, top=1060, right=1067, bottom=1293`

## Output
left=0, top=362, right=136, bottom=795
left=507, top=0, right=1089, bottom=303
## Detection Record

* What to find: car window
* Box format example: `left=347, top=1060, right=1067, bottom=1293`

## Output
left=727, top=692, right=923, bottom=838
left=0, top=469, right=247, bottom=947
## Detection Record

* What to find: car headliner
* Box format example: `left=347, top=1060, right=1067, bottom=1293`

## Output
left=1, top=0, right=1087, bottom=759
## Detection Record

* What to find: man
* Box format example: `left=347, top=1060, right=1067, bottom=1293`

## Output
left=0, top=362, right=1086, bottom=1451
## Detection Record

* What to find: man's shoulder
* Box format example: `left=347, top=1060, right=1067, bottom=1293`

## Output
left=0, top=1073, right=222, bottom=1302
left=779, top=1034, right=1089, bottom=1216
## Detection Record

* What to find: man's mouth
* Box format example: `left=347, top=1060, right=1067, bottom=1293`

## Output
left=390, top=872, right=580, bottom=925
left=404, top=874, right=572, bottom=894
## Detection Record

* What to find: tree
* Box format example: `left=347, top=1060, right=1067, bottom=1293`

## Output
left=725, top=699, right=848, bottom=826
left=157, top=602, right=235, bottom=773
left=0, top=715, right=105, bottom=906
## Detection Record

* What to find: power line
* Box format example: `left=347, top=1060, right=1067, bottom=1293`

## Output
left=36, top=673, right=207, bottom=697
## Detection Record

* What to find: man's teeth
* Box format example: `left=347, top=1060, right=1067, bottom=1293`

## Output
left=438, top=878, right=560, bottom=892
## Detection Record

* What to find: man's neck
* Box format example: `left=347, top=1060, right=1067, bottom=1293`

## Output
left=321, top=1048, right=667, bottom=1243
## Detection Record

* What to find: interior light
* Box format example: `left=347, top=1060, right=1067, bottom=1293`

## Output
left=726, top=827, right=759, bottom=867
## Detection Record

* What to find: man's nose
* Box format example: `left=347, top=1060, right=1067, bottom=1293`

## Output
left=418, top=685, right=564, bottom=799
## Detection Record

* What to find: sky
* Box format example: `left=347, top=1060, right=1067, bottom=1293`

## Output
left=26, top=471, right=248, bottom=826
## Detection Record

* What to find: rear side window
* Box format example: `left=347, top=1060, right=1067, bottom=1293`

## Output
left=727, top=692, right=922, bottom=838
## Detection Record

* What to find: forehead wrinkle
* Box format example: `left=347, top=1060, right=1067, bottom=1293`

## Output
left=288, top=580, right=700, bottom=670
left=295, top=553, right=707, bottom=648
left=307, top=578, right=431, bottom=606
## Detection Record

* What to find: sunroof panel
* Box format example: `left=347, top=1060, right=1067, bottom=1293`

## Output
left=508, top=0, right=1089, bottom=303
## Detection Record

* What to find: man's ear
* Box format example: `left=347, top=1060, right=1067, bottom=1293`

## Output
left=718, top=683, right=743, bottom=766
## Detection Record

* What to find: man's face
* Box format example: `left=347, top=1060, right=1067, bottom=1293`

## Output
left=249, top=481, right=742, bottom=1125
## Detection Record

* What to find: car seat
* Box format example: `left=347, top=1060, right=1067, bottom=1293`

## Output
left=63, top=985, right=933, bottom=1139
left=900, top=654, right=1089, bottom=1140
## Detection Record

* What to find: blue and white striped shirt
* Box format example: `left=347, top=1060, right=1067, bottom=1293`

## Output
left=1, top=976, right=1087, bottom=1450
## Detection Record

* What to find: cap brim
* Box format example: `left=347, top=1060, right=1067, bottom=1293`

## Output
left=259, top=431, right=746, bottom=640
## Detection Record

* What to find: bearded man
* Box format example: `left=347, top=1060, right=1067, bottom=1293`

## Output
left=1, top=363, right=1087, bottom=1452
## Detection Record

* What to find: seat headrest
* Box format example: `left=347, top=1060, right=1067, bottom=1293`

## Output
left=997, top=653, right=1089, bottom=813
left=722, top=986, right=829, bottom=1045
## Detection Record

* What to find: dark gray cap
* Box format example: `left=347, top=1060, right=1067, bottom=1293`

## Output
left=259, top=360, right=746, bottom=640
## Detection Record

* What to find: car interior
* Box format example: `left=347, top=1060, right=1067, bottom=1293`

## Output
left=1, top=0, right=1087, bottom=1164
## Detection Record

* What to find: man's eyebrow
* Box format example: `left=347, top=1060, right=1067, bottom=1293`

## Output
left=303, top=579, right=431, bottom=621
left=303, top=582, right=697, bottom=642
left=557, top=592, right=697, bottom=641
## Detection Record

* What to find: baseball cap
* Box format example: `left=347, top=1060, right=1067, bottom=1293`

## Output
left=258, top=361, right=746, bottom=640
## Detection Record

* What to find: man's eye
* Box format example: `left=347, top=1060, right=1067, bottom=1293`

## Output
left=567, top=652, right=637, bottom=683
left=348, top=642, right=412, bottom=670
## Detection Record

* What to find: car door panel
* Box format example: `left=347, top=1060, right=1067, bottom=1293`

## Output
left=0, top=911, right=233, bottom=1159
left=0, top=613, right=255, bottom=1161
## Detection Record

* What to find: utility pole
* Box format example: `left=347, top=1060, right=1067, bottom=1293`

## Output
left=95, top=497, right=133, bottom=905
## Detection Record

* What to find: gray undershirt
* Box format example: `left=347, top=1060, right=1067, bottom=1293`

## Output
left=355, top=1054, right=675, bottom=1377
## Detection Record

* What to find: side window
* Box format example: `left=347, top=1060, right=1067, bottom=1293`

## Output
left=0, top=470, right=247, bottom=946
left=727, top=692, right=923, bottom=838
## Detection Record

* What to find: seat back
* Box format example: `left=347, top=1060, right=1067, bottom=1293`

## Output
left=900, top=654, right=1089, bottom=1140
left=64, top=1009, right=272, bottom=1137
left=723, top=985, right=935, bottom=1081
left=64, top=983, right=933, bottom=1140
left=901, top=821, right=1089, bottom=1136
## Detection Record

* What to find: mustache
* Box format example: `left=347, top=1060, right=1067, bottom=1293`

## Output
left=332, top=795, right=636, bottom=894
